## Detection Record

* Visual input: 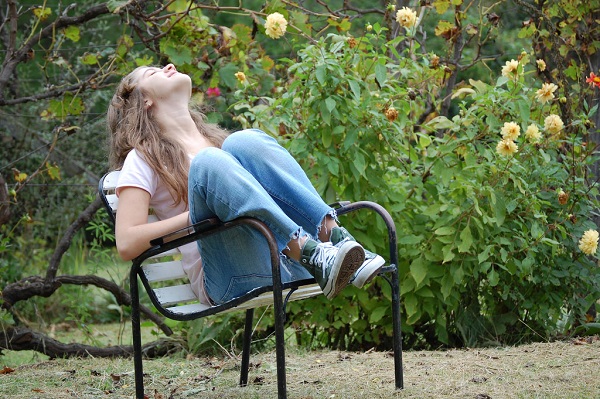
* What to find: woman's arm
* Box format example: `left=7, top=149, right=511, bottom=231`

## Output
left=115, top=186, right=190, bottom=260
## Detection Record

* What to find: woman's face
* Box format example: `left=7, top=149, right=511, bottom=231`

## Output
left=135, top=64, right=192, bottom=107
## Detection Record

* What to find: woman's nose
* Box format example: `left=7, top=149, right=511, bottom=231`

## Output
left=164, top=64, right=175, bottom=73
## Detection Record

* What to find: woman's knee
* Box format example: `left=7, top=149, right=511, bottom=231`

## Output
left=189, top=147, right=234, bottom=180
left=222, top=129, right=270, bottom=156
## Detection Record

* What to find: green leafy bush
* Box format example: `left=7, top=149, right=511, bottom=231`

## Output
left=234, top=24, right=600, bottom=348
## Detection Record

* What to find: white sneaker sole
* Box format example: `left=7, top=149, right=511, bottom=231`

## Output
left=351, top=254, right=385, bottom=288
left=323, top=241, right=365, bottom=299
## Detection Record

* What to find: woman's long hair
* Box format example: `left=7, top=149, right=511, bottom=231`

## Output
left=107, top=67, right=229, bottom=206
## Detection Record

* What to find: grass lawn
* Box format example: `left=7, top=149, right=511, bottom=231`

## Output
left=0, top=323, right=599, bottom=398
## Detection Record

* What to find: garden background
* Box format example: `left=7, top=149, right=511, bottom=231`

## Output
left=1, top=0, right=599, bottom=366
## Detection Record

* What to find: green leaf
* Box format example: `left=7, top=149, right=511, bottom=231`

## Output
left=442, top=244, right=455, bottom=263
left=427, top=116, right=455, bottom=130
left=349, top=80, right=361, bottom=101
left=160, top=37, right=192, bottom=65
left=322, top=127, right=332, bottom=148
left=219, top=63, right=240, bottom=89
left=440, top=274, right=454, bottom=299
left=403, top=292, right=419, bottom=321
left=315, top=65, right=327, bottom=85
left=478, top=245, right=493, bottom=263
left=531, top=222, right=543, bottom=239
left=325, top=97, right=336, bottom=113
left=458, top=225, right=473, bottom=253
left=435, top=226, right=455, bottom=236
left=107, top=0, right=130, bottom=13
left=319, top=101, right=331, bottom=125
left=375, top=63, right=387, bottom=87
left=493, top=193, right=506, bottom=227
left=399, top=235, right=424, bottom=244
left=353, top=152, right=366, bottom=176
left=369, top=306, right=388, bottom=323
left=410, top=257, right=429, bottom=286
left=488, top=268, right=499, bottom=286
left=81, top=53, right=98, bottom=65
left=64, top=26, right=80, bottom=42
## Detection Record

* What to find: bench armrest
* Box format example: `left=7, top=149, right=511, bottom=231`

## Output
left=149, top=218, right=221, bottom=246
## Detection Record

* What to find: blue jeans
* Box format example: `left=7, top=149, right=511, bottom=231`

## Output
left=188, top=129, right=333, bottom=304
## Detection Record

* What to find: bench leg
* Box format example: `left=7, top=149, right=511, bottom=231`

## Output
left=390, top=267, right=404, bottom=389
left=239, top=308, right=254, bottom=386
left=130, top=275, right=145, bottom=399
left=273, top=285, right=287, bottom=399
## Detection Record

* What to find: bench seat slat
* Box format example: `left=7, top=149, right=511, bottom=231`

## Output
left=142, top=260, right=187, bottom=282
left=154, top=284, right=197, bottom=306
left=104, top=193, right=118, bottom=212
left=165, top=283, right=323, bottom=316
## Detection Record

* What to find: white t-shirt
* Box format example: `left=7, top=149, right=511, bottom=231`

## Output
left=116, top=149, right=211, bottom=305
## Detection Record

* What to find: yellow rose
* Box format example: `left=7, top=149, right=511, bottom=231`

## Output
left=501, top=122, right=520, bottom=141
left=235, top=71, right=247, bottom=84
left=496, top=138, right=518, bottom=156
left=579, top=229, right=599, bottom=255
left=395, top=7, right=417, bottom=29
left=265, top=12, right=288, bottom=39
left=535, top=83, right=558, bottom=104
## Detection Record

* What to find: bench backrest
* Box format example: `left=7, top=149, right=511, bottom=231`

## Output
left=99, top=171, right=322, bottom=317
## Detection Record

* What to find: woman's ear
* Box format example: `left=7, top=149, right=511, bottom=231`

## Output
left=144, top=99, right=153, bottom=109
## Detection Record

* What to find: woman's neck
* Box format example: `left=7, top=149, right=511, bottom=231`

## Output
left=156, top=111, right=213, bottom=155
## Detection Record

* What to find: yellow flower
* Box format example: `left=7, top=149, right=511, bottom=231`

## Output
left=578, top=229, right=599, bottom=255
left=395, top=7, right=417, bottom=29
left=536, top=59, right=546, bottom=71
left=535, top=82, right=558, bottom=104
left=235, top=71, right=247, bottom=84
left=501, top=59, right=520, bottom=81
left=496, top=138, right=518, bottom=156
left=525, top=124, right=541, bottom=142
left=544, top=114, right=564, bottom=135
left=265, top=12, right=288, bottom=39
left=501, top=122, right=520, bottom=140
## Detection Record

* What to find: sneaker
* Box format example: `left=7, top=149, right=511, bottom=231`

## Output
left=330, top=227, right=385, bottom=288
left=300, top=239, right=365, bottom=299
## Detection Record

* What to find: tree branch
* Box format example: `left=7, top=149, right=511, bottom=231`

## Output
left=0, top=325, right=184, bottom=359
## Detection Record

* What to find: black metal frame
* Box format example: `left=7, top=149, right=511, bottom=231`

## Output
left=99, top=174, right=403, bottom=399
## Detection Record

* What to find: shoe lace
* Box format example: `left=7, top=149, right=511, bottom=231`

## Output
left=310, top=242, right=337, bottom=279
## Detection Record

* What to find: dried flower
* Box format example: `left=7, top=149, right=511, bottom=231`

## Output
left=430, top=54, right=440, bottom=69
left=396, top=7, right=417, bottom=29
left=501, top=122, right=520, bottom=140
left=525, top=124, right=541, bottom=142
left=536, top=59, right=546, bottom=71
left=347, top=37, right=357, bottom=48
left=501, top=59, right=520, bottom=81
left=535, top=82, right=558, bottom=104
left=579, top=229, right=599, bottom=255
left=496, top=138, right=518, bottom=156
left=557, top=189, right=569, bottom=205
left=544, top=114, right=564, bottom=135
left=385, top=107, right=399, bottom=122
left=265, top=12, right=288, bottom=39
left=586, top=72, right=600, bottom=89
left=235, top=71, right=247, bottom=84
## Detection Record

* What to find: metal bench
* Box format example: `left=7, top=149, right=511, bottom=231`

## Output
left=99, top=170, right=403, bottom=399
